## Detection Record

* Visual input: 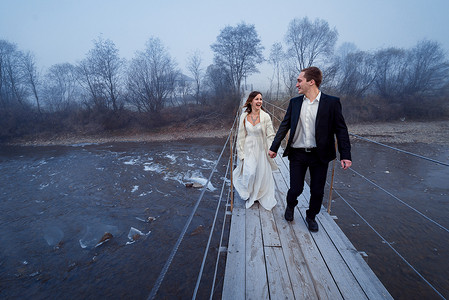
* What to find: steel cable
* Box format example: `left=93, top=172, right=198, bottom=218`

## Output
left=147, top=114, right=238, bottom=300
left=339, top=160, right=449, bottom=234
left=209, top=130, right=238, bottom=299
left=330, top=186, right=446, bottom=300
left=265, top=99, right=448, bottom=299
left=263, top=100, right=449, bottom=167
left=350, top=134, right=449, bottom=167
left=192, top=115, right=238, bottom=299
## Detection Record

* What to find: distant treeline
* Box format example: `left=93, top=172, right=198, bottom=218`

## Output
left=1, top=17, right=449, bottom=141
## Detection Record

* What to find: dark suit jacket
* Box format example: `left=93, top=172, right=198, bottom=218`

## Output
left=270, top=93, right=351, bottom=163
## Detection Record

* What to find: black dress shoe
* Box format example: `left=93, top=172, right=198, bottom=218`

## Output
left=284, top=206, right=294, bottom=221
left=306, top=216, right=319, bottom=232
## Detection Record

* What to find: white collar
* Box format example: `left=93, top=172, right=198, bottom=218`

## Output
left=304, top=91, right=321, bottom=103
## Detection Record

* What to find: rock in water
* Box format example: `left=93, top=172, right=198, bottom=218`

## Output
left=95, top=232, right=113, bottom=247
left=126, top=227, right=151, bottom=245
left=190, top=225, right=204, bottom=236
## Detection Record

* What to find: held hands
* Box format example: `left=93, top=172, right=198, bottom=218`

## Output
left=341, top=159, right=352, bottom=170
left=268, top=150, right=277, bottom=158
left=268, top=150, right=350, bottom=169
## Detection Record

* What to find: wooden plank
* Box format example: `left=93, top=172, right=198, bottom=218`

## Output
left=274, top=156, right=290, bottom=187
left=288, top=206, right=343, bottom=299
left=259, top=204, right=281, bottom=247
left=270, top=190, right=319, bottom=299
left=317, top=212, right=394, bottom=299
left=275, top=147, right=391, bottom=299
left=224, top=142, right=391, bottom=300
left=298, top=207, right=368, bottom=300
left=222, top=195, right=246, bottom=300
left=264, top=246, right=295, bottom=300
left=276, top=151, right=343, bottom=299
left=245, top=203, right=269, bottom=300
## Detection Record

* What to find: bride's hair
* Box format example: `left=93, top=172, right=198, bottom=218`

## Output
left=243, top=91, right=265, bottom=113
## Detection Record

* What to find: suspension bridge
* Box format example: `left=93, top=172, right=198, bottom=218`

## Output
left=222, top=144, right=392, bottom=299
left=146, top=97, right=449, bottom=299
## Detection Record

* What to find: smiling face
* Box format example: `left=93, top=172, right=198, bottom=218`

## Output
left=251, top=93, right=263, bottom=112
left=296, top=71, right=314, bottom=95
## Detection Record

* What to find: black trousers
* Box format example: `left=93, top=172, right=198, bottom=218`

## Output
left=286, top=148, right=329, bottom=220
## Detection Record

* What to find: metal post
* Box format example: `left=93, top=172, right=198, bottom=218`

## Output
left=327, top=140, right=338, bottom=214
left=230, top=129, right=234, bottom=212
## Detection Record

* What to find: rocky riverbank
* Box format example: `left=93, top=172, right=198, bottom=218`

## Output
left=4, top=120, right=449, bottom=146
left=348, top=120, right=449, bottom=145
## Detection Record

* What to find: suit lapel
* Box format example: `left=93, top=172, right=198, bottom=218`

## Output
left=315, top=93, right=327, bottom=130
left=291, top=96, right=303, bottom=132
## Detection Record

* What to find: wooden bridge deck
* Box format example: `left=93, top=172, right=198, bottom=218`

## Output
left=222, top=149, right=392, bottom=299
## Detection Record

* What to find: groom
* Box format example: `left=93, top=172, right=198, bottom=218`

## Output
left=268, top=66, right=352, bottom=232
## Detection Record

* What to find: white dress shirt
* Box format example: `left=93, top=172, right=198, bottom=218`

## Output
left=291, top=92, right=321, bottom=148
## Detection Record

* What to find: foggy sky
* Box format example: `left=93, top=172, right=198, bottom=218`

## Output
left=1, top=0, right=448, bottom=89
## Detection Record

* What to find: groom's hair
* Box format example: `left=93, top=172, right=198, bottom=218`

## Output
left=302, top=66, right=322, bottom=88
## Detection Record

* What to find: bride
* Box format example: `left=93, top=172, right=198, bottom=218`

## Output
left=233, top=91, right=278, bottom=210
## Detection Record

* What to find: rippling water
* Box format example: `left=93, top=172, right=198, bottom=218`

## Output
left=0, top=138, right=229, bottom=299
left=1, top=137, right=448, bottom=299
left=325, top=140, right=449, bottom=299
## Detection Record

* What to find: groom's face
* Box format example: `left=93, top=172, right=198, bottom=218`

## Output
left=296, top=72, right=310, bottom=95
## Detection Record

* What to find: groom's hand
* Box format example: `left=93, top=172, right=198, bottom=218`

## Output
left=268, top=150, right=277, bottom=158
left=341, top=159, right=352, bottom=170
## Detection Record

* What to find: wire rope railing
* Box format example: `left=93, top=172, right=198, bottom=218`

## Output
left=339, top=158, right=449, bottom=234
left=263, top=99, right=449, bottom=219
left=263, top=100, right=449, bottom=167
left=263, top=98, right=448, bottom=299
left=208, top=122, right=240, bottom=300
left=209, top=188, right=232, bottom=299
left=192, top=113, right=239, bottom=299
left=192, top=145, right=231, bottom=299
left=350, top=134, right=449, bottom=167
left=148, top=97, right=446, bottom=299
left=192, top=96, right=245, bottom=299
left=329, top=186, right=446, bottom=300
left=147, top=113, right=239, bottom=300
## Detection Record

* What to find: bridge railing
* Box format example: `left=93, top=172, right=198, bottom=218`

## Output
left=147, top=95, right=448, bottom=299
left=263, top=98, right=449, bottom=300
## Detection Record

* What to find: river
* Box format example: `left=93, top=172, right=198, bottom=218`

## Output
left=1, top=137, right=448, bottom=299
left=0, top=138, right=229, bottom=299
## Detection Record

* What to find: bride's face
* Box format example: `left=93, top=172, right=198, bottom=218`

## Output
left=251, top=94, right=262, bottom=112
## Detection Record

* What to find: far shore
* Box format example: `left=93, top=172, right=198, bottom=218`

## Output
left=348, top=120, right=449, bottom=145
left=3, top=120, right=449, bottom=147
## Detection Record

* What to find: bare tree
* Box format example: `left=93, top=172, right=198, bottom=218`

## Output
left=211, top=22, right=264, bottom=96
left=204, top=64, right=233, bottom=99
left=322, top=42, right=358, bottom=91
left=337, top=50, right=376, bottom=98
left=126, top=37, right=179, bottom=113
left=186, top=50, right=204, bottom=105
left=77, top=37, right=123, bottom=111
left=405, top=40, right=449, bottom=97
left=373, top=47, right=408, bottom=99
left=336, top=42, right=358, bottom=58
left=43, top=63, right=79, bottom=112
left=268, top=42, right=284, bottom=100
left=21, top=52, right=42, bottom=115
left=285, top=17, right=338, bottom=72
left=77, top=58, right=105, bottom=110
left=0, top=40, right=16, bottom=109
left=0, top=40, right=28, bottom=109
left=281, top=56, right=298, bottom=98
left=172, top=74, right=193, bottom=106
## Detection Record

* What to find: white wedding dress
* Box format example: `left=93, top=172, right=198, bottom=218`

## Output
left=233, top=119, right=276, bottom=210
